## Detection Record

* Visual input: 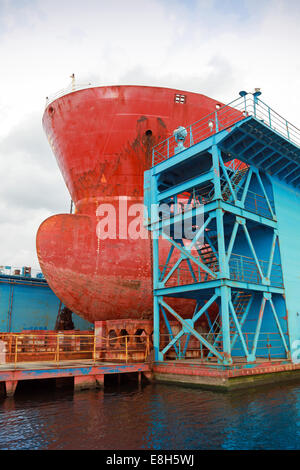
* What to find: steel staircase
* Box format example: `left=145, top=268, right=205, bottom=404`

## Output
left=194, top=229, right=219, bottom=280
left=221, top=167, right=249, bottom=202
left=207, top=291, right=252, bottom=356
left=207, top=165, right=249, bottom=202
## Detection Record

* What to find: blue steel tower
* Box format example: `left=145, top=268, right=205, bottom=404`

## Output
left=144, top=91, right=300, bottom=366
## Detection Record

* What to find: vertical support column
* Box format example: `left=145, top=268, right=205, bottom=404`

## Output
left=212, top=143, right=231, bottom=364
left=94, top=321, right=106, bottom=361
left=220, top=286, right=232, bottom=365
left=153, top=297, right=163, bottom=361
left=249, top=294, right=267, bottom=362
left=216, top=209, right=229, bottom=279
left=152, top=171, right=163, bottom=362
left=5, top=380, right=18, bottom=397
left=211, top=145, right=221, bottom=200
left=95, top=374, right=105, bottom=388
left=74, top=375, right=97, bottom=391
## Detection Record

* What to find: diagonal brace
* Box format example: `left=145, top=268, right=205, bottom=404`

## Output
left=159, top=298, right=224, bottom=362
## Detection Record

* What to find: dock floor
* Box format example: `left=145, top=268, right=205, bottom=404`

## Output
left=2, top=357, right=300, bottom=396
left=0, top=359, right=151, bottom=397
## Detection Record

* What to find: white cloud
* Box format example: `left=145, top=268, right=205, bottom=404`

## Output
left=0, top=0, right=299, bottom=267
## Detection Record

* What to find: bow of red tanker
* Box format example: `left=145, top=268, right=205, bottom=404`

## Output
left=37, top=85, right=225, bottom=323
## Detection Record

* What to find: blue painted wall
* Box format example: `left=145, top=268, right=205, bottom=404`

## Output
left=272, top=177, right=300, bottom=348
left=0, top=275, right=93, bottom=332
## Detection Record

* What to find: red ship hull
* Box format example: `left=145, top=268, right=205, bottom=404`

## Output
left=37, top=86, right=224, bottom=323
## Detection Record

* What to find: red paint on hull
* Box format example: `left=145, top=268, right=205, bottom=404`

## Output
left=37, top=86, right=226, bottom=323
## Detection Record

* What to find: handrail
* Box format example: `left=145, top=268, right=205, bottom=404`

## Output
left=160, top=331, right=288, bottom=360
left=158, top=250, right=283, bottom=288
left=152, top=93, right=300, bottom=166
left=45, top=82, right=94, bottom=107
left=229, top=253, right=283, bottom=287
left=0, top=332, right=151, bottom=367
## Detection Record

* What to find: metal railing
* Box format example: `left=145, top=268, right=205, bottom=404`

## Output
left=158, top=252, right=283, bottom=288
left=159, top=260, right=218, bottom=287
left=229, top=253, right=283, bottom=287
left=152, top=93, right=300, bottom=165
left=243, top=190, right=275, bottom=219
left=158, top=179, right=274, bottom=221
left=0, top=332, right=151, bottom=367
left=160, top=331, right=288, bottom=361
left=0, top=265, right=44, bottom=279
left=45, top=82, right=94, bottom=106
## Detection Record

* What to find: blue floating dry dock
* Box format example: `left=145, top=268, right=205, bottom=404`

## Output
left=0, top=267, right=92, bottom=332
left=144, top=91, right=300, bottom=386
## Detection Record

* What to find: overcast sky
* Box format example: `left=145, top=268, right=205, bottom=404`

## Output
left=0, top=0, right=299, bottom=268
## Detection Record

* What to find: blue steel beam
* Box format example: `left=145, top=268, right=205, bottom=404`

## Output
left=272, top=159, right=293, bottom=177
left=150, top=195, right=278, bottom=234
left=254, top=170, right=275, bottom=219
left=284, top=164, right=299, bottom=180
left=289, top=171, right=300, bottom=184
left=218, top=153, right=238, bottom=203
left=226, top=220, right=239, bottom=262
left=205, top=230, right=219, bottom=260
left=229, top=299, right=249, bottom=358
left=240, top=168, right=253, bottom=205
left=154, top=279, right=285, bottom=297
left=178, top=239, right=198, bottom=283
left=250, top=295, right=267, bottom=360
left=192, top=293, right=219, bottom=323
left=150, top=202, right=216, bottom=232
left=160, top=257, right=183, bottom=286
left=211, top=145, right=222, bottom=199
left=220, top=285, right=232, bottom=364
left=159, top=245, right=175, bottom=282
left=186, top=214, right=212, bottom=251
left=161, top=330, right=184, bottom=357
left=160, top=304, right=180, bottom=357
left=152, top=130, right=230, bottom=176
left=159, top=298, right=224, bottom=362
left=231, top=294, right=254, bottom=350
left=239, top=130, right=298, bottom=170
left=161, top=232, right=217, bottom=278
left=266, top=232, right=278, bottom=280
left=157, top=170, right=215, bottom=202
left=264, top=156, right=285, bottom=171
left=216, top=209, right=228, bottom=278
left=182, top=301, right=201, bottom=356
left=242, top=224, right=264, bottom=280
left=220, top=200, right=277, bottom=228
left=269, top=298, right=289, bottom=356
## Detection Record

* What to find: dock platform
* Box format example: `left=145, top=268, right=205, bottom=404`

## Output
left=1, top=358, right=300, bottom=396
left=0, top=360, right=151, bottom=397
left=153, top=359, right=300, bottom=390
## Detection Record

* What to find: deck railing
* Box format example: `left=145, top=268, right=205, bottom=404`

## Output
left=229, top=253, right=283, bottom=287
left=152, top=93, right=300, bottom=166
left=160, top=331, right=289, bottom=361
left=159, top=252, right=283, bottom=288
left=45, top=82, right=94, bottom=106
left=0, top=332, right=151, bottom=367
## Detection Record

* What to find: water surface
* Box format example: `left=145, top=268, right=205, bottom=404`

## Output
left=0, top=378, right=299, bottom=450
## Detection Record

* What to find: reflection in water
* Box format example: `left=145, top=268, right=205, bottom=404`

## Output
left=0, top=380, right=300, bottom=449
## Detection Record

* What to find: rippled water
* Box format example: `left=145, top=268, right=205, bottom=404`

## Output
left=1, top=378, right=300, bottom=450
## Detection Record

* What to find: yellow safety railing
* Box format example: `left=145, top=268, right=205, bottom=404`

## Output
left=0, top=332, right=152, bottom=368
